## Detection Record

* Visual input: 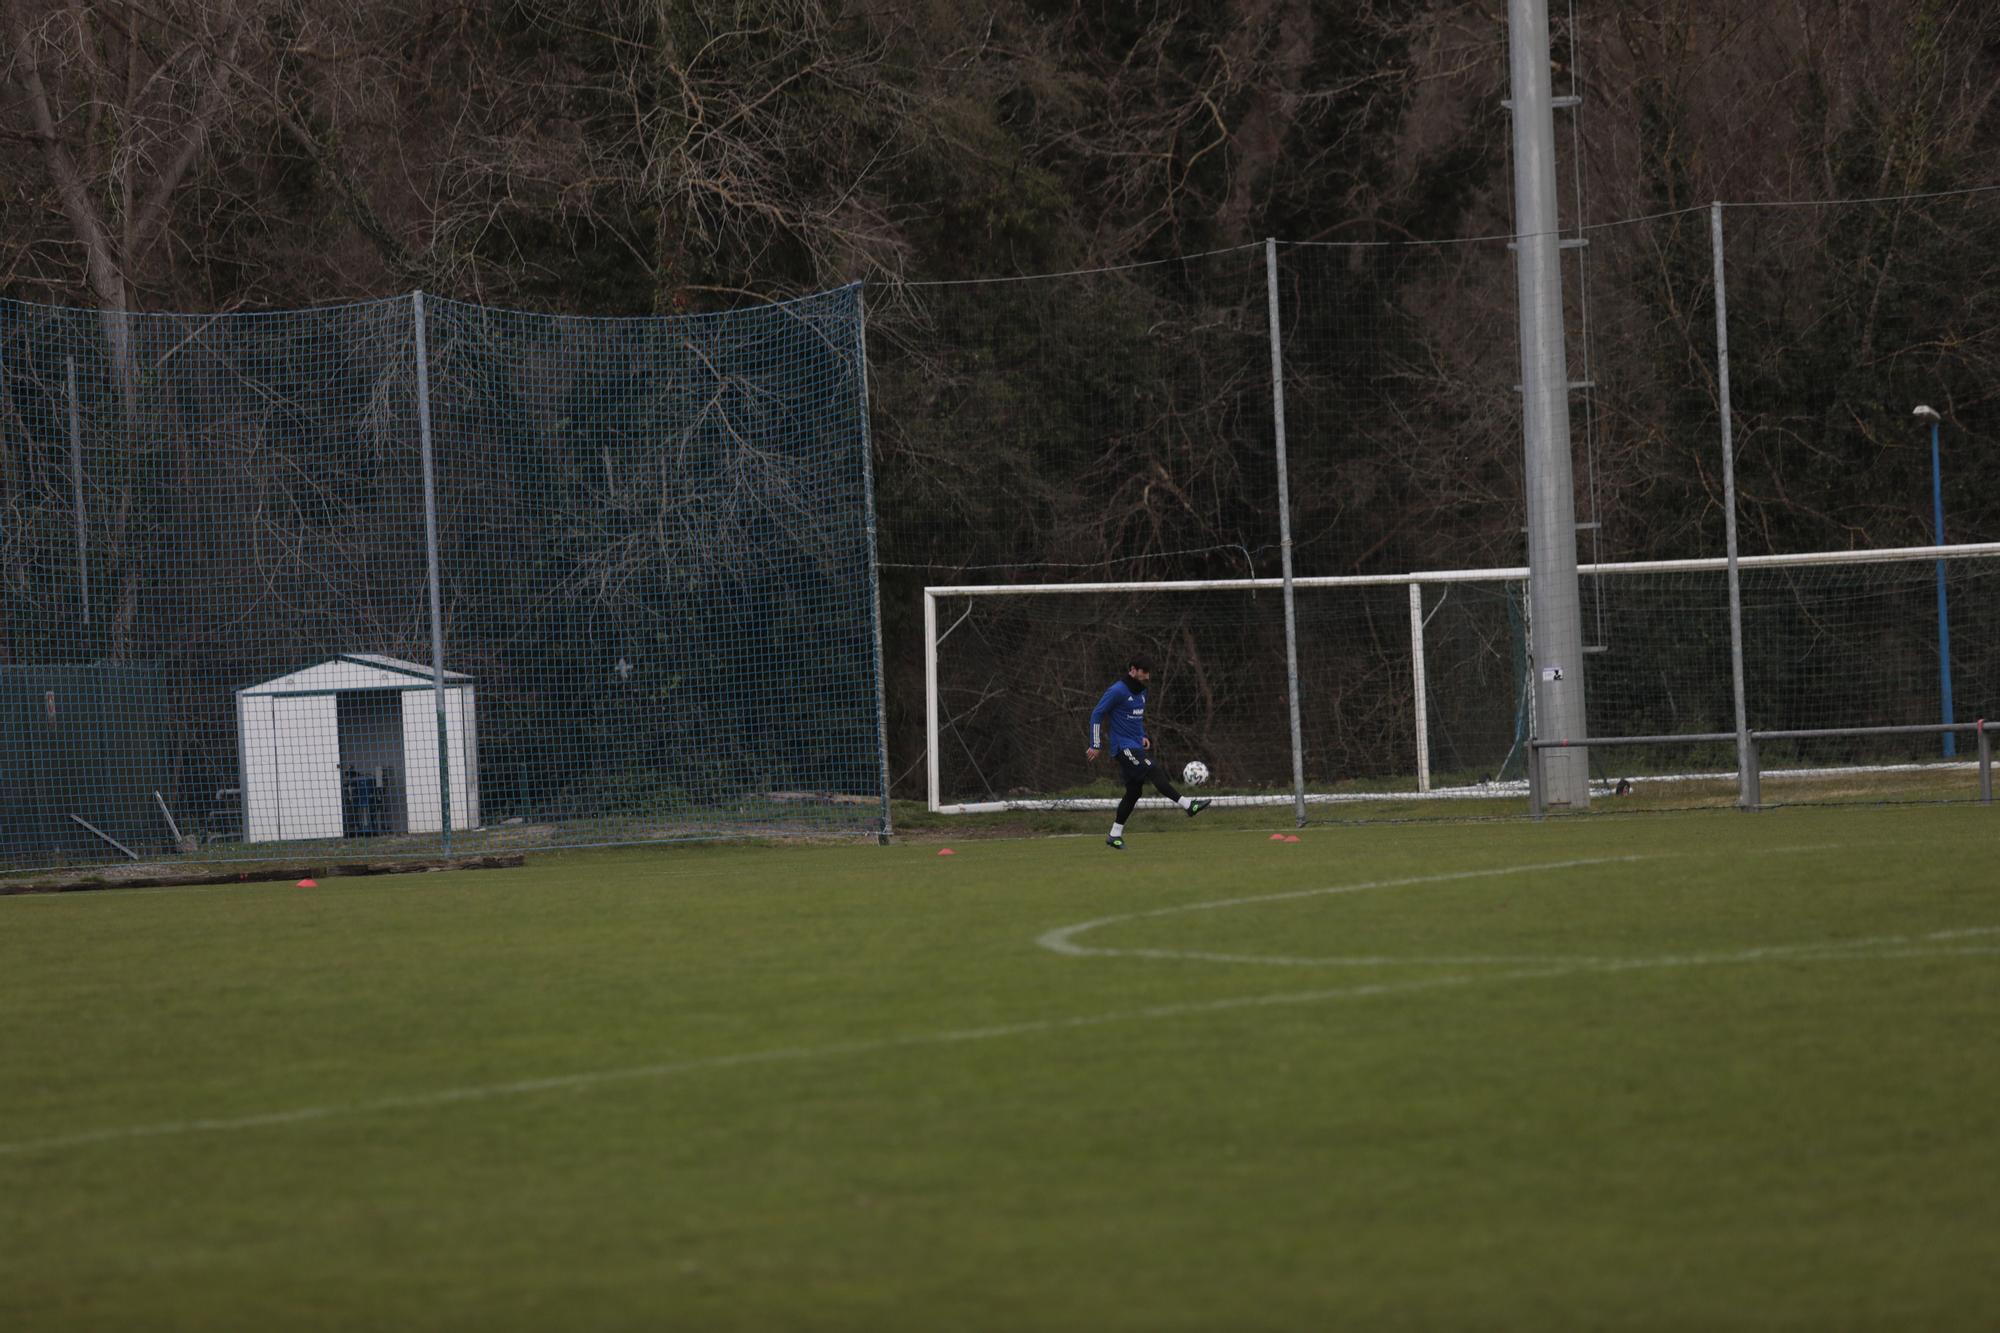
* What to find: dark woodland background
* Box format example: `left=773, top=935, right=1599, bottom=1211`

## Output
left=6, top=1, right=1999, bottom=807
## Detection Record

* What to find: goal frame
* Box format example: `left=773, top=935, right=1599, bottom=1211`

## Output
left=923, top=541, right=2000, bottom=814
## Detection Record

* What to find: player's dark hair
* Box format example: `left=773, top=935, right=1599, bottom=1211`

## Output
left=1128, top=653, right=1155, bottom=675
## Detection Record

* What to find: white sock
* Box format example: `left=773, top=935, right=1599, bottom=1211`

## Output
left=1109, top=822, right=1124, bottom=838
left=1176, top=796, right=1193, bottom=810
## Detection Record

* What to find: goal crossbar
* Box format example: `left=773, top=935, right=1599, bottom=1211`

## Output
left=922, top=542, right=2000, bottom=813
left=925, top=541, right=2000, bottom=599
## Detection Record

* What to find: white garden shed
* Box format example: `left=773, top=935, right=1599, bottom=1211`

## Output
left=236, top=654, right=479, bottom=842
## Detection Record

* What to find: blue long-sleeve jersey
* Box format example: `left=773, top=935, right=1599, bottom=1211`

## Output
left=1089, top=678, right=1148, bottom=751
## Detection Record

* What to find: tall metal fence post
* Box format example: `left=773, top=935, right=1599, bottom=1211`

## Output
left=924, top=590, right=941, bottom=813
left=413, top=291, right=453, bottom=855
left=1265, top=238, right=1308, bottom=827
left=853, top=284, right=894, bottom=844
left=1931, top=415, right=1956, bottom=759
left=65, top=356, right=89, bottom=627
left=1710, top=202, right=1755, bottom=811
left=1978, top=720, right=1992, bottom=805
left=1409, top=582, right=1431, bottom=793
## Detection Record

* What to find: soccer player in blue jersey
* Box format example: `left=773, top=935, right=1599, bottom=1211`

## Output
left=1086, top=654, right=1208, bottom=850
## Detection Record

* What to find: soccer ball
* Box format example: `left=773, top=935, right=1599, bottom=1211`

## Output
left=1181, top=760, right=1210, bottom=787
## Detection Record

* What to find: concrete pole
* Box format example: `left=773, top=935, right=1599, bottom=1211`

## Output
left=1506, top=0, right=1590, bottom=807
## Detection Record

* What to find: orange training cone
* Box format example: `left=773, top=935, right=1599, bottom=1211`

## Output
left=1269, top=833, right=1287, bottom=841
left=937, top=848, right=955, bottom=857
left=296, top=878, right=318, bottom=888
left=1282, top=835, right=1300, bottom=843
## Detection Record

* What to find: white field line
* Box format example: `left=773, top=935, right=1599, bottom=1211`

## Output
left=1036, top=856, right=1652, bottom=964
left=1036, top=844, right=1874, bottom=967
left=4, top=857, right=1993, bottom=1160
left=2, top=924, right=1987, bottom=1162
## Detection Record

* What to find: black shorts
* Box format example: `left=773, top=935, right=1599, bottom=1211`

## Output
left=1114, top=747, right=1157, bottom=785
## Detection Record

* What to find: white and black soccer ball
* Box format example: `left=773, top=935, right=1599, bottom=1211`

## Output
left=1181, top=760, right=1210, bottom=787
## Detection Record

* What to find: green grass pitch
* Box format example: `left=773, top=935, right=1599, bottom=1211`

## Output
left=3, top=805, right=1997, bottom=1330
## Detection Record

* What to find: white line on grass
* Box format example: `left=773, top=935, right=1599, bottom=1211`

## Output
left=1036, top=846, right=1885, bottom=967
left=1037, top=855, right=1659, bottom=965
left=2, top=924, right=1992, bottom=1158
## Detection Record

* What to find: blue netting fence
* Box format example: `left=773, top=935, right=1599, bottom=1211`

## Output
left=0, top=287, right=886, bottom=870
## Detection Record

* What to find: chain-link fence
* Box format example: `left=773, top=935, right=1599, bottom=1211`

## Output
left=906, top=191, right=2000, bottom=816
left=7, top=191, right=2000, bottom=866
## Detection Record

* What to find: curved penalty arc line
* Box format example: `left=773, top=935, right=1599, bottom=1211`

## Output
left=1036, top=854, right=1657, bottom=966
left=2, top=925, right=1994, bottom=1160
left=1035, top=854, right=2000, bottom=970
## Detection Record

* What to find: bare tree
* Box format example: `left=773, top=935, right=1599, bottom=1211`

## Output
left=3, top=0, right=247, bottom=398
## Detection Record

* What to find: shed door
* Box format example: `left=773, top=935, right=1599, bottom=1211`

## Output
left=240, top=694, right=279, bottom=842
left=402, top=689, right=475, bottom=834
left=274, top=695, right=342, bottom=840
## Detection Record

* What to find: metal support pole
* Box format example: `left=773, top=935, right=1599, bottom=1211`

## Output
left=413, top=292, right=453, bottom=855
left=1265, top=238, right=1308, bottom=827
left=1931, top=417, right=1956, bottom=758
left=1527, top=744, right=1546, bottom=818
left=1506, top=0, right=1589, bottom=807
left=924, top=590, right=941, bottom=813
left=1968, top=716, right=1984, bottom=800
left=1409, top=582, right=1431, bottom=793
left=853, top=285, right=894, bottom=844
left=65, top=357, right=89, bottom=627
left=1711, top=203, right=1755, bottom=810
left=1742, top=733, right=1761, bottom=811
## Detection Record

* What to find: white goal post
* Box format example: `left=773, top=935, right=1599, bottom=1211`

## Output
left=923, top=541, right=2000, bottom=814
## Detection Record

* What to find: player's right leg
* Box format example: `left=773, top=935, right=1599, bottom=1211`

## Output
left=1108, top=782, right=1142, bottom=849
left=1109, top=751, right=1146, bottom=849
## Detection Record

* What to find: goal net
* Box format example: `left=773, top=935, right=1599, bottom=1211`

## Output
left=926, top=544, right=2000, bottom=813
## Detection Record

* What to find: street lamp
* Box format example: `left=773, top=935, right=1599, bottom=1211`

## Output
left=1914, top=404, right=1954, bottom=758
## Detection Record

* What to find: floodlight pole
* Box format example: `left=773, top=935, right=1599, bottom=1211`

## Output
left=1506, top=0, right=1590, bottom=808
